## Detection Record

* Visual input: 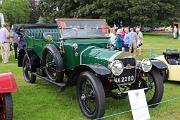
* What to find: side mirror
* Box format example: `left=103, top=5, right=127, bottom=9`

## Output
left=45, top=35, right=53, bottom=43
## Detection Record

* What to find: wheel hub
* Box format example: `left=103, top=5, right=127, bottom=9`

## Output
left=81, top=94, right=86, bottom=101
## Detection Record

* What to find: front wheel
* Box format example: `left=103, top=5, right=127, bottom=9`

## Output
left=0, top=93, right=13, bottom=120
left=77, top=72, right=105, bottom=119
left=142, top=70, right=164, bottom=107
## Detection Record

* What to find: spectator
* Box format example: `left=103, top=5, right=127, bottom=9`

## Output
left=129, top=28, right=138, bottom=55
left=173, top=26, right=178, bottom=39
left=0, top=23, right=10, bottom=64
left=114, top=29, right=124, bottom=51
left=109, top=27, right=116, bottom=48
left=17, top=27, right=26, bottom=67
left=167, top=26, right=172, bottom=39
left=13, top=27, right=19, bottom=60
left=123, top=27, right=131, bottom=52
left=136, top=27, right=143, bottom=55
left=118, top=28, right=125, bottom=39
left=178, top=28, right=180, bottom=40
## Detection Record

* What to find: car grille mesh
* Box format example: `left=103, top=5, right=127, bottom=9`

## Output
left=120, top=58, right=136, bottom=67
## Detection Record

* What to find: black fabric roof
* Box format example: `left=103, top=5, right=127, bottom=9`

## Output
left=13, top=24, right=58, bottom=30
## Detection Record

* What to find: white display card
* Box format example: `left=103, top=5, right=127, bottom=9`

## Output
left=128, top=89, right=150, bottom=120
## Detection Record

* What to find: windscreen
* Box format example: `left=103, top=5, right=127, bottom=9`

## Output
left=56, top=19, right=108, bottom=38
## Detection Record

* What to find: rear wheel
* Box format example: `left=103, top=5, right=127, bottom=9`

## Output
left=77, top=72, right=105, bottom=119
left=0, top=93, right=13, bottom=120
left=23, top=54, right=36, bottom=83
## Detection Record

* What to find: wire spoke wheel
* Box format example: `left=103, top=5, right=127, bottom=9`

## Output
left=77, top=72, right=105, bottom=119
left=45, top=51, right=57, bottom=80
left=23, top=59, right=31, bottom=80
left=42, top=45, right=64, bottom=83
left=143, top=74, right=156, bottom=102
left=80, top=80, right=96, bottom=114
left=141, top=70, right=164, bottom=107
left=22, top=55, right=36, bottom=83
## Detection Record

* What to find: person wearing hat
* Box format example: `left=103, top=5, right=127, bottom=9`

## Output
left=17, top=27, right=26, bottom=66
left=13, top=27, right=19, bottom=60
left=114, top=29, right=124, bottom=51
left=0, top=23, right=10, bottom=64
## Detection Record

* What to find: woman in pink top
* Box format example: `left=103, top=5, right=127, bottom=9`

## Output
left=117, top=28, right=125, bottom=39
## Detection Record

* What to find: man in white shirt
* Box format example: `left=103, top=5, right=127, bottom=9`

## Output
left=0, top=23, right=10, bottom=63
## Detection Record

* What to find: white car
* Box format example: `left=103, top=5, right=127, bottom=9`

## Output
left=155, top=49, right=180, bottom=82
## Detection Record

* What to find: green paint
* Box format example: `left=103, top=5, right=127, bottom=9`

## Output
left=24, top=28, right=117, bottom=70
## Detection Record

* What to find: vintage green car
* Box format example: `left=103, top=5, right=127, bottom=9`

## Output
left=16, top=19, right=166, bottom=119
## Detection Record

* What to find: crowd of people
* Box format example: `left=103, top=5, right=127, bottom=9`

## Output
left=109, top=26, right=143, bottom=56
left=0, top=23, right=26, bottom=64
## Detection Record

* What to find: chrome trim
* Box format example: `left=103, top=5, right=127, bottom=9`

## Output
left=108, top=51, right=133, bottom=63
left=124, top=64, right=135, bottom=69
left=80, top=46, right=95, bottom=65
left=108, top=51, right=122, bottom=62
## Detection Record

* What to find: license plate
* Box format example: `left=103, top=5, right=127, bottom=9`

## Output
left=114, top=75, right=135, bottom=84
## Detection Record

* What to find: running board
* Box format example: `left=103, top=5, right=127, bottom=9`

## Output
left=32, top=73, right=66, bottom=88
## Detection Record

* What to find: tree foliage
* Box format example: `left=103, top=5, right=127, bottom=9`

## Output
left=29, top=0, right=41, bottom=23
left=0, top=0, right=30, bottom=25
left=39, top=0, right=178, bottom=26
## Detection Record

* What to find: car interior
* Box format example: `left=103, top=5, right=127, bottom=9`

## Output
left=163, top=49, right=180, bottom=65
left=14, top=24, right=60, bottom=42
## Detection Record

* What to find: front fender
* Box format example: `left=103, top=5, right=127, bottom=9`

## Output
left=69, top=64, right=111, bottom=85
left=72, top=64, right=111, bottom=77
left=151, top=59, right=168, bottom=70
left=0, top=73, right=17, bottom=93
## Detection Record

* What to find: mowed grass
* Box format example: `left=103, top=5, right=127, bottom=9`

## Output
left=0, top=33, right=180, bottom=120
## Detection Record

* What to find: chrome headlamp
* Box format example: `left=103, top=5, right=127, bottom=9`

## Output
left=109, top=60, right=124, bottom=76
left=141, top=59, right=152, bottom=72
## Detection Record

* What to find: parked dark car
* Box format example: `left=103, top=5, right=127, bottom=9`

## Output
left=141, top=27, right=153, bottom=32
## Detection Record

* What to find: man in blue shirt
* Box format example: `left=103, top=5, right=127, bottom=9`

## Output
left=124, top=27, right=131, bottom=52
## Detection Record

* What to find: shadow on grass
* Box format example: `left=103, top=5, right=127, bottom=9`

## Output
left=166, top=80, right=180, bottom=85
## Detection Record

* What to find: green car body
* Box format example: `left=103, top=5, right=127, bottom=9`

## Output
left=16, top=19, right=166, bottom=119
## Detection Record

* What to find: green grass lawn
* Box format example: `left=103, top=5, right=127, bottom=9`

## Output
left=0, top=34, right=180, bottom=120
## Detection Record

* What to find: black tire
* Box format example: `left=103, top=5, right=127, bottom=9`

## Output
left=160, top=70, right=168, bottom=82
left=0, top=93, right=13, bottom=120
left=77, top=72, right=105, bottom=119
left=144, top=70, right=164, bottom=107
left=42, top=45, right=64, bottom=83
left=23, top=54, right=36, bottom=83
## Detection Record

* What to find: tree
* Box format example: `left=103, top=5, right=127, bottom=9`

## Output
left=0, top=0, right=30, bottom=25
left=39, top=0, right=178, bottom=26
left=29, top=0, right=41, bottom=23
